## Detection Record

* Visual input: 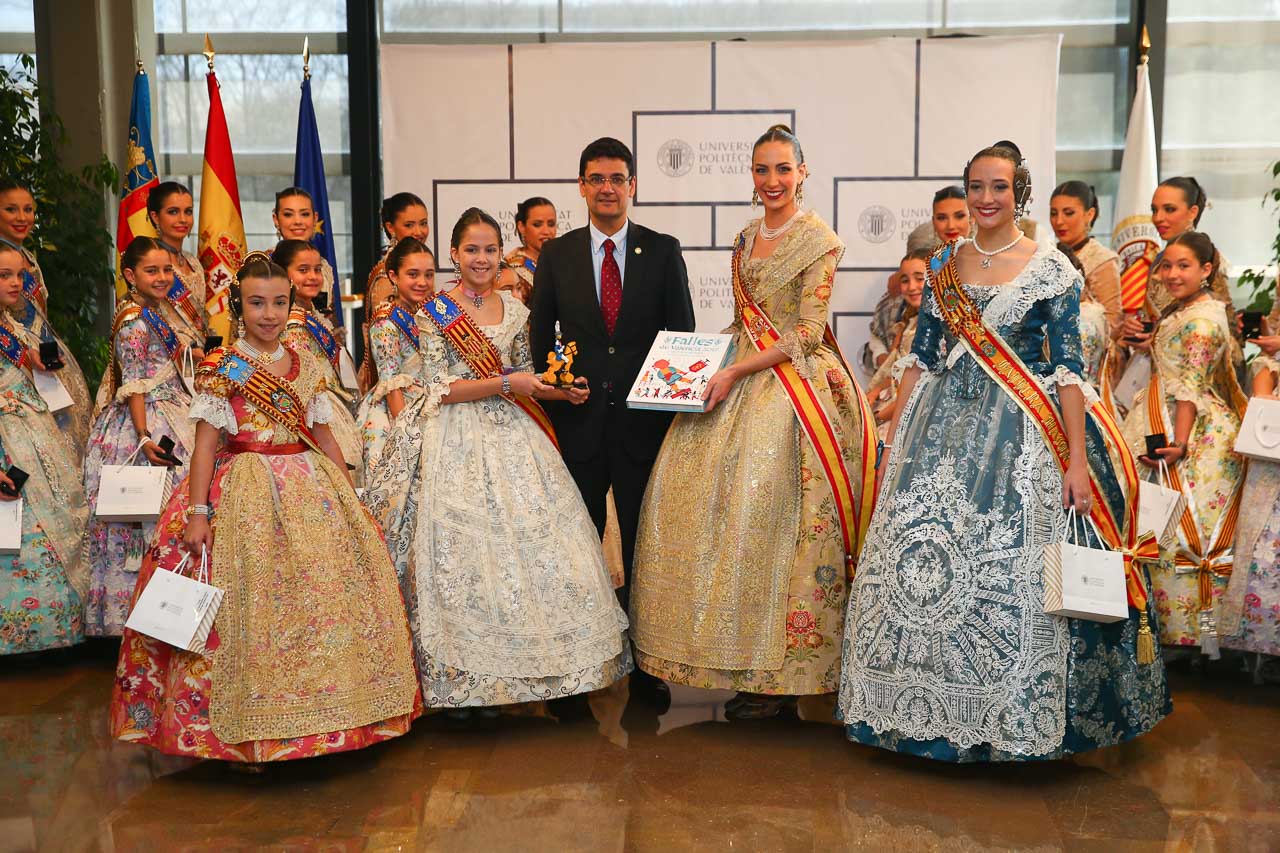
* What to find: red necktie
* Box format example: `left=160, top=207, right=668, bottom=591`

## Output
left=600, top=238, right=622, bottom=336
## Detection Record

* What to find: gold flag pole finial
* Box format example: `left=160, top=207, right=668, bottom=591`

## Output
left=302, top=36, right=311, bottom=80
left=1139, top=25, right=1151, bottom=65
left=134, top=29, right=143, bottom=73
left=203, top=34, right=215, bottom=72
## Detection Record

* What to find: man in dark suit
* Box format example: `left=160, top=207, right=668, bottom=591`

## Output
left=531, top=137, right=695, bottom=615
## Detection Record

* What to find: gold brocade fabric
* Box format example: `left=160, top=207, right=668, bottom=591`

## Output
left=283, top=309, right=364, bottom=483
left=203, top=351, right=418, bottom=743
left=632, top=214, right=863, bottom=694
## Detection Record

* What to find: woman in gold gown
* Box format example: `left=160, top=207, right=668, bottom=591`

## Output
left=631, top=126, right=873, bottom=719
left=1120, top=231, right=1247, bottom=653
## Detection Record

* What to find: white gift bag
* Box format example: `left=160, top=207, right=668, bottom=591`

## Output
left=338, top=348, right=360, bottom=392
left=32, top=369, right=74, bottom=412
left=94, top=441, right=173, bottom=523
left=125, top=547, right=223, bottom=654
left=1137, top=460, right=1187, bottom=548
left=0, top=497, right=22, bottom=553
left=1043, top=509, right=1129, bottom=623
left=1234, top=396, right=1280, bottom=462
left=179, top=344, right=197, bottom=397
left=1112, top=352, right=1151, bottom=413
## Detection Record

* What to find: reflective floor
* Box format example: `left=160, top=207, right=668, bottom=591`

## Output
left=1, top=644, right=1278, bottom=852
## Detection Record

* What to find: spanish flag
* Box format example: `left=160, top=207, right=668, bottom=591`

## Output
left=115, top=64, right=159, bottom=301
left=197, top=38, right=247, bottom=338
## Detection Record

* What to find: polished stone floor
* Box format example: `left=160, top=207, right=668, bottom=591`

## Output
left=1, top=644, right=1277, bottom=852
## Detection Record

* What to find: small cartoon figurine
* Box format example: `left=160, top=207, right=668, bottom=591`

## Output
left=541, top=321, right=578, bottom=386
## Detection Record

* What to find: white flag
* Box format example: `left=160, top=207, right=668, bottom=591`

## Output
left=1112, top=61, right=1161, bottom=312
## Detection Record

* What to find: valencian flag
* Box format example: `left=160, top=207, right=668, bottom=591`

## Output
left=1112, top=36, right=1161, bottom=313
left=115, top=64, right=159, bottom=301
left=197, top=36, right=247, bottom=338
left=294, top=68, right=342, bottom=324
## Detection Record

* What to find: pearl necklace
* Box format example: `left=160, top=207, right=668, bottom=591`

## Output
left=236, top=339, right=286, bottom=364
left=758, top=208, right=804, bottom=241
left=972, top=231, right=1024, bottom=269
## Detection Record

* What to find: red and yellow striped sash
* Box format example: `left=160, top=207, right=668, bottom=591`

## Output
left=421, top=292, right=558, bottom=451
left=730, top=241, right=876, bottom=577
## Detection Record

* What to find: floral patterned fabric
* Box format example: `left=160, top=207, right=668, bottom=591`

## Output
left=838, top=243, right=1170, bottom=761
left=109, top=345, right=421, bottom=761
left=1079, top=299, right=1109, bottom=388
left=630, top=213, right=868, bottom=695
left=356, top=308, right=425, bottom=478
left=1222, top=458, right=1280, bottom=655
left=1120, top=297, right=1246, bottom=647
left=362, top=291, right=631, bottom=708
left=283, top=307, right=363, bottom=485
left=0, top=341, right=89, bottom=655
left=82, top=312, right=194, bottom=636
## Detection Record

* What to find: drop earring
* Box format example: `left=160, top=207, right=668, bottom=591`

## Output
left=795, top=183, right=804, bottom=207
left=751, top=189, right=760, bottom=209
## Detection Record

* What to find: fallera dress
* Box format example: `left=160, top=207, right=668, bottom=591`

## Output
left=362, top=291, right=631, bottom=707
left=109, top=343, right=420, bottom=761
left=1223, top=352, right=1280, bottom=655
left=1121, top=296, right=1247, bottom=650
left=83, top=303, right=194, bottom=636
left=631, top=212, right=871, bottom=696
left=0, top=316, right=88, bottom=655
left=283, top=305, right=363, bottom=485
left=838, top=241, right=1170, bottom=762
left=356, top=301, right=426, bottom=478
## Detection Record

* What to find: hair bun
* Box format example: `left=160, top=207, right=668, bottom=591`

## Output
left=992, top=139, right=1023, bottom=162
left=768, top=123, right=794, bottom=135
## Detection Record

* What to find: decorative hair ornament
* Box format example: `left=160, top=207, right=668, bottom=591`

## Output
left=239, top=250, right=273, bottom=271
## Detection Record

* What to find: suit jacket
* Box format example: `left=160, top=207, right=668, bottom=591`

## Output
left=530, top=222, right=695, bottom=463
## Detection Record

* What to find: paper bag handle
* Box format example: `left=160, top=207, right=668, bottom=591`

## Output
left=1064, top=506, right=1106, bottom=549
left=172, top=545, right=209, bottom=584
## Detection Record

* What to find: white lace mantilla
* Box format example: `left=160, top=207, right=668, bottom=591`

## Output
left=924, top=243, right=1081, bottom=330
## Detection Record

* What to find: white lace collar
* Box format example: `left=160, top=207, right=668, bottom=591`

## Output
left=925, top=241, right=1081, bottom=328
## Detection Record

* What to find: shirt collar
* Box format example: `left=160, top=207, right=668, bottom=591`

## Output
left=589, top=219, right=629, bottom=254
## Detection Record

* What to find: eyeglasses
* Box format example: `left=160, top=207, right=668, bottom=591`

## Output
left=582, top=174, right=632, bottom=188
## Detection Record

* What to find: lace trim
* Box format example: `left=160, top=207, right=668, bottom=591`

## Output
left=924, top=243, right=1081, bottom=329
left=420, top=373, right=463, bottom=418
left=305, top=391, right=335, bottom=427
left=366, top=372, right=421, bottom=405
left=113, top=361, right=182, bottom=404
left=892, top=352, right=931, bottom=382
left=1039, top=365, right=1101, bottom=406
left=190, top=392, right=237, bottom=434
left=1250, top=353, right=1280, bottom=381
left=774, top=329, right=817, bottom=379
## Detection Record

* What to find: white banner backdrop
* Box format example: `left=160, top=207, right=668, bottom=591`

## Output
left=381, top=35, right=1061, bottom=381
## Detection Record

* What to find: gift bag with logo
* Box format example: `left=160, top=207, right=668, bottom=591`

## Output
left=0, top=497, right=21, bottom=553
left=94, top=441, right=173, bottom=523
left=1112, top=352, right=1151, bottom=414
left=1043, top=508, right=1128, bottom=623
left=1138, top=460, right=1187, bottom=549
left=125, top=547, right=223, bottom=654
left=1234, top=396, right=1280, bottom=462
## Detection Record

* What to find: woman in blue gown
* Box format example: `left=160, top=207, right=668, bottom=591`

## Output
left=837, top=142, right=1171, bottom=761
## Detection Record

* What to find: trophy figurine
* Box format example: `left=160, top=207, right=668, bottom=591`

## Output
left=541, top=321, right=581, bottom=387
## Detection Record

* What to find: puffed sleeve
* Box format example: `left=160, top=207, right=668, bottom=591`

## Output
left=774, top=247, right=839, bottom=379
left=369, top=319, right=407, bottom=378
left=1042, top=275, right=1087, bottom=388
left=901, top=286, right=945, bottom=375
left=1164, top=315, right=1227, bottom=405
left=418, top=322, right=461, bottom=418
left=305, top=391, right=334, bottom=427
left=1085, top=256, right=1123, bottom=335
left=511, top=322, right=535, bottom=374
left=116, top=319, right=156, bottom=385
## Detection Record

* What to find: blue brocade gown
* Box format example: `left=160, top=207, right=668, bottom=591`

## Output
left=836, top=243, right=1171, bottom=762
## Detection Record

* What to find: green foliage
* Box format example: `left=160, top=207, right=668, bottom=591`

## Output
left=0, top=54, right=117, bottom=388
left=1237, top=159, right=1280, bottom=315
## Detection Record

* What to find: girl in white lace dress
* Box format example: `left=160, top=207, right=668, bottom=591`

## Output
left=362, top=208, right=631, bottom=713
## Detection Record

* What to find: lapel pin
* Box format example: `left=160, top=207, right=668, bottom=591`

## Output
left=634, top=246, right=642, bottom=255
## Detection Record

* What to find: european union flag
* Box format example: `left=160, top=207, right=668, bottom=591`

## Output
left=293, top=76, right=342, bottom=325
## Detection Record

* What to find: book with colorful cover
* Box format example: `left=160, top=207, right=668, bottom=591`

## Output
left=626, top=331, right=735, bottom=413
